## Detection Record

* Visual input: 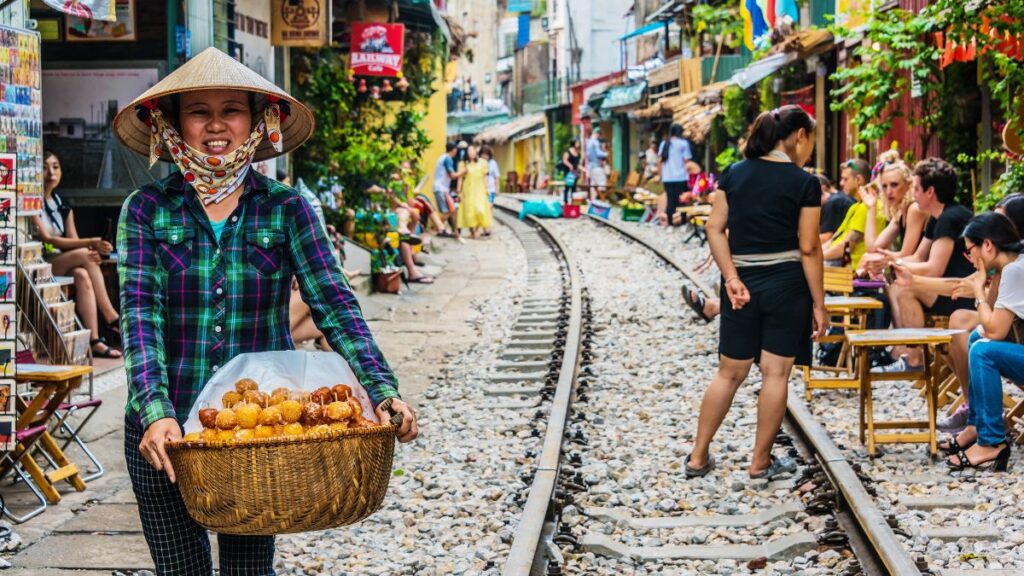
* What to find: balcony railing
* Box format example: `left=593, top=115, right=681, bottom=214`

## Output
left=520, top=78, right=570, bottom=113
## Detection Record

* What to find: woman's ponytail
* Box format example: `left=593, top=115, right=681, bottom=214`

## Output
left=742, top=105, right=815, bottom=159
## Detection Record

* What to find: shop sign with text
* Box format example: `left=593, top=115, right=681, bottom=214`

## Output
left=271, top=0, right=328, bottom=47
left=350, top=23, right=405, bottom=77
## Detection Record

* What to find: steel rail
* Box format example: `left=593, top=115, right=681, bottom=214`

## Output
left=586, top=212, right=921, bottom=576
left=492, top=201, right=584, bottom=576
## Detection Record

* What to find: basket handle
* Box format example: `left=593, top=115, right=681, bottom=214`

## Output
left=379, top=398, right=404, bottom=429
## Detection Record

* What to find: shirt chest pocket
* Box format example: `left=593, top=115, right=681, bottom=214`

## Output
left=245, top=228, right=287, bottom=276
left=153, top=226, right=195, bottom=275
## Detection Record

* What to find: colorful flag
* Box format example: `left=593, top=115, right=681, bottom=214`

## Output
left=741, top=0, right=800, bottom=50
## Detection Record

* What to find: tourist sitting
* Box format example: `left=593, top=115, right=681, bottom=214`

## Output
left=939, top=212, right=1024, bottom=471
left=876, top=158, right=976, bottom=373
left=33, top=151, right=121, bottom=358
left=370, top=182, right=434, bottom=285
left=822, top=158, right=884, bottom=269
left=818, top=161, right=861, bottom=245
left=857, top=158, right=928, bottom=277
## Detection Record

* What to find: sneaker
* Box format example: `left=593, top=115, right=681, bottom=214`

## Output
left=937, top=403, right=970, bottom=434
left=871, top=355, right=924, bottom=374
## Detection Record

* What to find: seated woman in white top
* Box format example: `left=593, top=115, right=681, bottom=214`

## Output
left=32, top=151, right=121, bottom=358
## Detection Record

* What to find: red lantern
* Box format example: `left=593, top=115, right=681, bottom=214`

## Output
left=382, top=79, right=393, bottom=93
left=357, top=78, right=368, bottom=93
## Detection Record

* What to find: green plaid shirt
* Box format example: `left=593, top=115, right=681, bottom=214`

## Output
left=118, top=170, right=399, bottom=430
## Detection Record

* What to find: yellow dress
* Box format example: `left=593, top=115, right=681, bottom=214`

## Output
left=458, top=160, right=493, bottom=229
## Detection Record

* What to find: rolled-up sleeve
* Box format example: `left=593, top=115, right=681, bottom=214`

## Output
left=117, top=190, right=174, bottom=428
left=284, top=195, right=400, bottom=407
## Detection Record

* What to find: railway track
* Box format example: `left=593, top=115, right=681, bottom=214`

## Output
left=492, top=197, right=1012, bottom=576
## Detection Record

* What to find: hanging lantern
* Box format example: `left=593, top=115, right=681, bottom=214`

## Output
left=348, top=68, right=357, bottom=82
left=357, top=78, right=368, bottom=93
left=371, top=85, right=381, bottom=99
left=382, top=79, right=393, bottom=93
left=396, top=77, right=409, bottom=92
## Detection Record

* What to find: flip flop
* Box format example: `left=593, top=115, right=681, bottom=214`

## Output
left=681, top=286, right=712, bottom=323
left=749, top=456, right=797, bottom=480
left=684, top=454, right=714, bottom=478
left=406, top=276, right=434, bottom=284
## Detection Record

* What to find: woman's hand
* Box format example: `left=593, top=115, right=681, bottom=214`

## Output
left=811, top=303, right=828, bottom=340
left=86, top=249, right=102, bottom=264
left=724, top=276, right=750, bottom=310
left=858, top=185, right=878, bottom=209
left=139, top=418, right=182, bottom=483
left=891, top=262, right=913, bottom=287
left=952, top=270, right=986, bottom=301
left=376, top=398, right=419, bottom=443
left=91, top=239, right=113, bottom=256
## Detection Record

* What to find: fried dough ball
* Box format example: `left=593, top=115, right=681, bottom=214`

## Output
left=254, top=425, right=275, bottom=439
left=234, top=378, right=259, bottom=394
left=258, top=406, right=283, bottom=426
left=235, top=429, right=255, bottom=441
left=326, top=401, right=353, bottom=422
left=183, top=432, right=202, bottom=442
left=198, top=408, right=219, bottom=429
left=202, top=428, right=220, bottom=443
left=236, top=403, right=260, bottom=429
left=302, top=402, right=323, bottom=426
left=332, top=384, right=352, bottom=402
left=307, top=424, right=331, bottom=437
left=311, top=387, right=333, bottom=405
left=347, top=397, right=363, bottom=419
left=278, top=400, right=302, bottom=424
left=217, top=429, right=236, bottom=442
left=222, top=391, right=242, bottom=408
left=271, top=387, right=291, bottom=398
left=282, top=422, right=304, bottom=436
left=215, top=408, right=238, bottom=430
left=329, top=421, right=349, bottom=433
left=242, top=390, right=269, bottom=408
left=273, top=424, right=285, bottom=436
left=351, top=416, right=376, bottom=429
left=269, top=388, right=291, bottom=406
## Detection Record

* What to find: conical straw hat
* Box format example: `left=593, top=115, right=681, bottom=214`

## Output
left=113, top=47, right=315, bottom=163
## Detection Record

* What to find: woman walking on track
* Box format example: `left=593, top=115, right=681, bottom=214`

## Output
left=457, top=145, right=492, bottom=238
left=685, top=105, right=826, bottom=480
left=112, top=47, right=418, bottom=575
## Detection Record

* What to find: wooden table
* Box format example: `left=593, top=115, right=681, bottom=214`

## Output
left=802, top=296, right=885, bottom=399
left=12, top=364, right=93, bottom=503
left=846, top=329, right=960, bottom=457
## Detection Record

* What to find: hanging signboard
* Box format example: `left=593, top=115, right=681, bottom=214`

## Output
left=41, top=0, right=117, bottom=22
left=271, top=0, right=329, bottom=47
left=350, top=22, right=405, bottom=77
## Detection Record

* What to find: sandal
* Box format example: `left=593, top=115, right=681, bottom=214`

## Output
left=406, top=276, right=434, bottom=284
left=399, top=234, right=422, bottom=246
left=684, top=454, right=715, bottom=478
left=948, top=443, right=1010, bottom=472
left=938, top=434, right=976, bottom=455
left=90, top=337, right=122, bottom=359
left=749, top=455, right=797, bottom=480
left=681, top=287, right=712, bottom=323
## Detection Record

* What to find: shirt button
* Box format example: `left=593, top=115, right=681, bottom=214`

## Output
left=212, top=365, right=219, bottom=372
left=214, top=325, right=222, bottom=333
left=231, top=216, right=238, bottom=223
left=263, top=237, right=270, bottom=243
left=216, top=287, right=223, bottom=295
left=215, top=248, right=221, bottom=256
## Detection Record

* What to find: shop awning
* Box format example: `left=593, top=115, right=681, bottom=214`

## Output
left=474, top=113, right=545, bottom=145
left=513, top=126, right=547, bottom=142
left=618, top=22, right=665, bottom=42
left=601, top=82, right=647, bottom=111
left=730, top=29, right=834, bottom=89
left=646, top=58, right=680, bottom=88
left=646, top=0, right=687, bottom=23
left=634, top=82, right=729, bottom=143
left=447, top=112, right=511, bottom=138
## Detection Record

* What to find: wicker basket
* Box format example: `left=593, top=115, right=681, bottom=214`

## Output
left=166, top=404, right=402, bottom=535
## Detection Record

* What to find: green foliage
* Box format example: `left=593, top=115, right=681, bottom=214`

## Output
left=828, top=9, right=942, bottom=156
left=758, top=76, right=778, bottom=112
left=551, top=123, right=574, bottom=170
left=716, top=145, right=742, bottom=173
left=293, top=31, right=443, bottom=236
left=691, top=5, right=744, bottom=49
left=722, top=85, right=749, bottom=138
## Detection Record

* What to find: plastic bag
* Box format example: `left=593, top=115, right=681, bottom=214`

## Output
left=518, top=198, right=564, bottom=220
left=182, top=351, right=379, bottom=434
left=42, top=1, right=117, bottom=22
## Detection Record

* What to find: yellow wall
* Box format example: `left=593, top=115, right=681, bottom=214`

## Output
left=419, top=56, right=452, bottom=200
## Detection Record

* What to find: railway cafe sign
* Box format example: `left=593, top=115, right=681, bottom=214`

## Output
left=271, top=0, right=328, bottom=47
left=350, top=22, right=405, bottom=77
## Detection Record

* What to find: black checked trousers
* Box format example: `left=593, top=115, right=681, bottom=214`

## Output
left=125, top=418, right=276, bottom=575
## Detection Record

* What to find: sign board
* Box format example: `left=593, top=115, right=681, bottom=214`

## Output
left=271, top=0, right=329, bottom=47
left=350, top=22, right=405, bottom=77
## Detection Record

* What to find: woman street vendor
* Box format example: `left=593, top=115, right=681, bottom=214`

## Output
left=112, top=47, right=418, bottom=574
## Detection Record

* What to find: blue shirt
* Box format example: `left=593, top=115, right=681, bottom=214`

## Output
left=210, top=217, right=227, bottom=242
left=585, top=136, right=607, bottom=167
left=659, top=137, right=693, bottom=183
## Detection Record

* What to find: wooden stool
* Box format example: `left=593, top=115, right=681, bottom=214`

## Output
left=847, top=329, right=960, bottom=457
left=801, top=296, right=884, bottom=399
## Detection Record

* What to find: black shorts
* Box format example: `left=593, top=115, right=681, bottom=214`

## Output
left=719, top=263, right=812, bottom=365
left=925, top=295, right=976, bottom=317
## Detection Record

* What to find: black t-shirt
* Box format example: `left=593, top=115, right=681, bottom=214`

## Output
left=718, top=159, right=821, bottom=255
left=923, top=203, right=974, bottom=278
left=820, top=192, right=856, bottom=235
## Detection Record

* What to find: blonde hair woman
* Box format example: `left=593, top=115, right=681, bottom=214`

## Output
left=859, top=156, right=927, bottom=256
